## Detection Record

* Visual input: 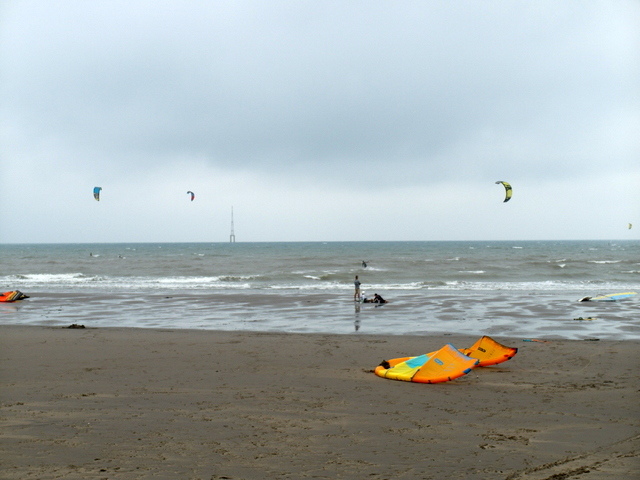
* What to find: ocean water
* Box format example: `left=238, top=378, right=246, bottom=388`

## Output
left=1, top=241, right=639, bottom=339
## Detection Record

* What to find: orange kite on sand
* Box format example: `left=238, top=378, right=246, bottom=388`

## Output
left=0, top=290, right=29, bottom=302
left=374, top=336, right=517, bottom=384
left=375, top=344, right=478, bottom=384
left=458, top=335, right=518, bottom=367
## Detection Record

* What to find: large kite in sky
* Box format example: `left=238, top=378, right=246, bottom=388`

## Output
left=495, top=181, right=512, bottom=202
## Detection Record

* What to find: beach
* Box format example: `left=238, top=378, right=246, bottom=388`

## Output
left=1, top=326, right=638, bottom=479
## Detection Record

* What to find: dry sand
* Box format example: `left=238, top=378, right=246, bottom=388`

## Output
left=1, top=326, right=638, bottom=479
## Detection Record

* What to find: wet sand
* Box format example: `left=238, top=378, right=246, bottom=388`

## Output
left=1, top=326, right=638, bottom=479
left=4, top=290, right=640, bottom=340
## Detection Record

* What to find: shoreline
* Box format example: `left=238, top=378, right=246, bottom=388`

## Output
left=2, top=321, right=639, bottom=340
left=1, top=325, right=638, bottom=479
left=3, top=289, right=639, bottom=340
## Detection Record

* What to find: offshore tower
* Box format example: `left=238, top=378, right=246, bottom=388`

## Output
left=229, top=207, right=236, bottom=243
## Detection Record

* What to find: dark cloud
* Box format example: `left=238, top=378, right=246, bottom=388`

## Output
left=4, top=2, right=636, bottom=176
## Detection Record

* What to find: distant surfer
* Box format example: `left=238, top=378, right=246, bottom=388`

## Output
left=354, top=275, right=361, bottom=301
left=362, top=260, right=367, bottom=268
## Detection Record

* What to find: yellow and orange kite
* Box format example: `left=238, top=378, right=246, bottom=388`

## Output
left=374, top=336, right=517, bottom=384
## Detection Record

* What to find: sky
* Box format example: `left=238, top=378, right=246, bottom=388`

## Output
left=1, top=0, right=638, bottom=243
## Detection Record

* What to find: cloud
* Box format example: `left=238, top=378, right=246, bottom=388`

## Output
left=1, top=1, right=639, bottom=242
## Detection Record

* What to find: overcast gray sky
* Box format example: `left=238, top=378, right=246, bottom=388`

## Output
left=1, top=0, right=638, bottom=243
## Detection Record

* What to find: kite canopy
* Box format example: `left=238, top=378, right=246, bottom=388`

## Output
left=579, top=292, right=637, bottom=302
left=375, top=344, right=478, bottom=384
left=495, top=181, right=512, bottom=202
left=0, top=290, right=29, bottom=302
left=187, top=191, right=195, bottom=201
left=93, top=186, right=102, bottom=201
left=374, top=336, right=518, bottom=384
left=458, top=336, right=518, bottom=367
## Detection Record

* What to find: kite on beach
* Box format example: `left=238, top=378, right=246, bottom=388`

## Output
left=0, top=290, right=29, bottom=302
left=375, top=344, right=478, bottom=384
left=579, top=292, right=637, bottom=302
left=495, top=181, right=512, bottom=202
left=374, top=336, right=517, bottom=384
left=93, top=187, right=102, bottom=201
left=458, top=335, right=518, bottom=367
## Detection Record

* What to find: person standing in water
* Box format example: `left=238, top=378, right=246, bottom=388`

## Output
left=354, top=275, right=361, bottom=301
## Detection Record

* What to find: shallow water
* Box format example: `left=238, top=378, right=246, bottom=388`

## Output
left=2, top=289, right=638, bottom=340
left=1, top=241, right=638, bottom=339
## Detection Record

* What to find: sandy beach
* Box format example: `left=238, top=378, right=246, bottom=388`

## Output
left=1, top=326, right=638, bottom=479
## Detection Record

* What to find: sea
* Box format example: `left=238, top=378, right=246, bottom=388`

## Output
left=1, top=241, right=639, bottom=340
